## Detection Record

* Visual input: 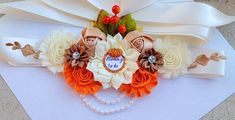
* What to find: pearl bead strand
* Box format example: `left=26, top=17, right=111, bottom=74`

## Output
left=93, top=93, right=125, bottom=105
left=80, top=95, right=135, bottom=115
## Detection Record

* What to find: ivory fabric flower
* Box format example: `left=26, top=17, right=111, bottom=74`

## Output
left=87, top=33, right=140, bottom=89
left=39, top=31, right=75, bottom=73
left=153, top=38, right=191, bottom=78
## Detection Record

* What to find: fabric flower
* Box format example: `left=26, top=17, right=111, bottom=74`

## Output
left=64, top=63, right=102, bottom=95
left=87, top=33, right=140, bottom=89
left=64, top=43, right=90, bottom=68
left=78, top=28, right=106, bottom=53
left=39, top=31, right=75, bottom=73
left=119, top=67, right=158, bottom=98
left=153, top=38, right=191, bottom=78
left=124, top=30, right=154, bottom=53
left=138, top=48, right=163, bottom=73
left=77, top=27, right=106, bottom=57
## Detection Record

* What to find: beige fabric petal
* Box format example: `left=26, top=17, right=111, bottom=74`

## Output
left=125, top=48, right=140, bottom=62
left=111, top=74, right=125, bottom=89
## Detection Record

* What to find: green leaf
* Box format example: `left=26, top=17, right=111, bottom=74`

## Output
left=108, top=23, right=118, bottom=36
left=95, top=10, right=109, bottom=34
left=119, top=14, right=137, bottom=33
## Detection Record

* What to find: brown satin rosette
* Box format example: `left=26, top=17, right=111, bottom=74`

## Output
left=64, top=44, right=90, bottom=68
left=138, top=48, right=163, bottom=73
left=124, top=30, right=154, bottom=53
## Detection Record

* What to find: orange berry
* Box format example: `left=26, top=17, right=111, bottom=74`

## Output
left=118, top=25, right=126, bottom=33
left=112, top=5, right=120, bottom=15
left=110, top=16, right=119, bottom=24
left=102, top=16, right=111, bottom=24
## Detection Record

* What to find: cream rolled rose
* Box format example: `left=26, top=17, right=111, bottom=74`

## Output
left=39, top=31, right=75, bottom=73
left=153, top=37, right=191, bottom=78
left=163, top=50, right=183, bottom=70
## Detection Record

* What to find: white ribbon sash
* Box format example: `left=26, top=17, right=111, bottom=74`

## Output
left=0, top=36, right=226, bottom=78
left=0, top=0, right=233, bottom=78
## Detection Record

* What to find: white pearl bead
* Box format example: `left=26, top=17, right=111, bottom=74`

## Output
left=103, top=111, right=109, bottom=115
left=120, top=106, right=125, bottom=110
left=72, top=52, right=80, bottom=59
left=80, top=94, right=136, bottom=115
left=116, top=108, right=121, bottom=112
left=110, top=109, right=115, bottom=113
left=148, top=55, right=157, bottom=64
left=93, top=93, right=125, bottom=105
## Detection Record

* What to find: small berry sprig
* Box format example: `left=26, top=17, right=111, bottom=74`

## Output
left=102, top=5, right=126, bottom=34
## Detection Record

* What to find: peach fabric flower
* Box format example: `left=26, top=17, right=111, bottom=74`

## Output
left=64, top=63, right=102, bottom=95
left=119, top=67, right=158, bottom=98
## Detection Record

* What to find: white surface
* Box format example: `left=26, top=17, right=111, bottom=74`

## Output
left=0, top=15, right=235, bottom=120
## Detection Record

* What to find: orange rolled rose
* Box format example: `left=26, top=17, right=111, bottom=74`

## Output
left=64, top=63, right=102, bottom=95
left=119, top=67, right=158, bottom=98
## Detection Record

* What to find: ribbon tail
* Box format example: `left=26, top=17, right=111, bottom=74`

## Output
left=0, top=37, right=42, bottom=66
left=183, top=48, right=226, bottom=78
left=133, top=2, right=235, bottom=27
left=0, top=0, right=90, bottom=27
left=141, top=22, right=210, bottom=45
left=0, top=15, right=83, bottom=67
left=42, top=0, right=99, bottom=20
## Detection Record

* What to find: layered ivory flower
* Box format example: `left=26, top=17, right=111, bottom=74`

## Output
left=39, top=31, right=75, bottom=73
left=153, top=38, right=191, bottom=78
left=87, top=33, right=140, bottom=89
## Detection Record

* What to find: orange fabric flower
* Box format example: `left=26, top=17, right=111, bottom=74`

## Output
left=119, top=67, right=158, bottom=98
left=64, top=63, right=102, bottom=95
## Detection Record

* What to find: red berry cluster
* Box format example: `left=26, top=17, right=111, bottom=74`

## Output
left=102, top=5, right=126, bottom=34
